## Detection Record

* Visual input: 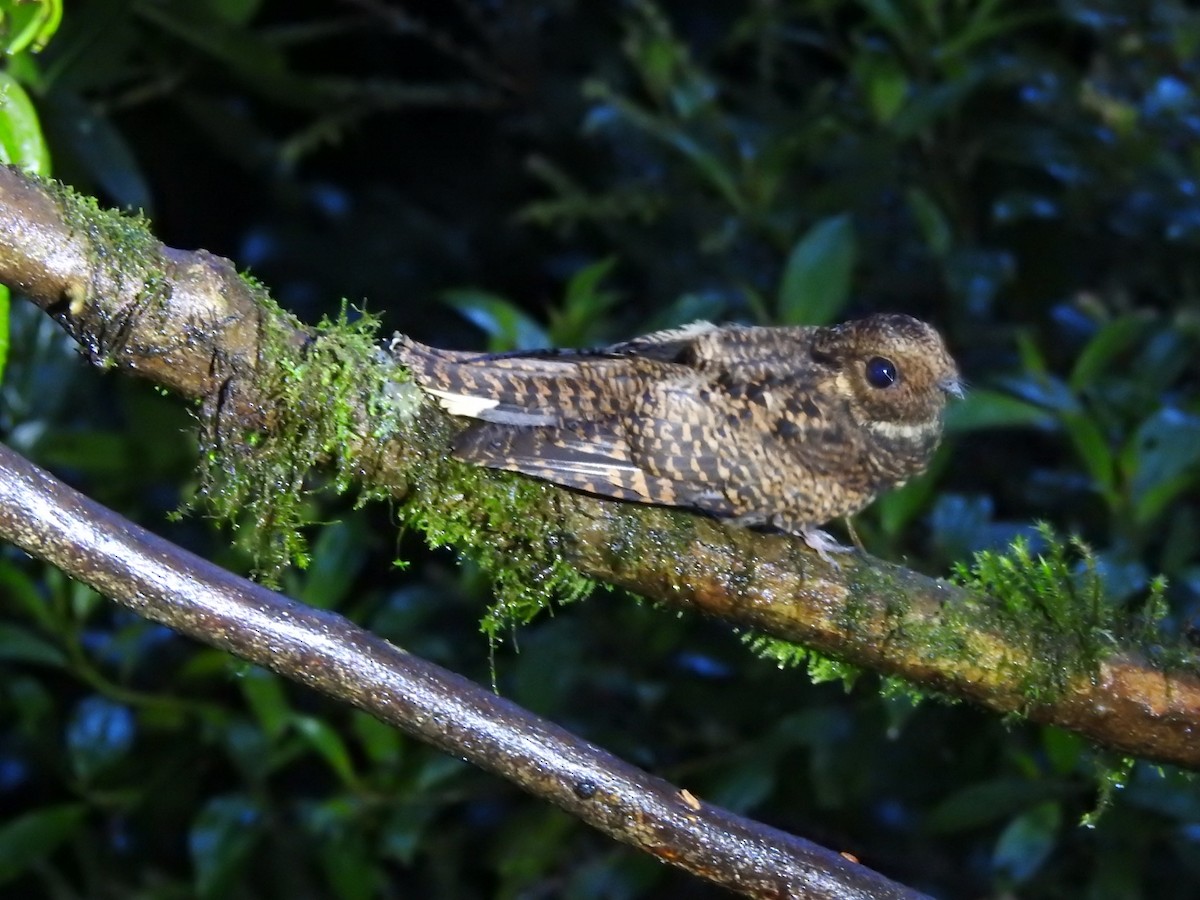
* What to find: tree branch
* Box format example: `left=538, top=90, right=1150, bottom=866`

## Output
left=0, top=164, right=1198, bottom=772
left=0, top=442, right=921, bottom=900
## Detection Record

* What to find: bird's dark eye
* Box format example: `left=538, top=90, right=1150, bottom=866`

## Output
left=865, top=356, right=897, bottom=389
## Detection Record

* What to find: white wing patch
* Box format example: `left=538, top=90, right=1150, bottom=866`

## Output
left=425, top=389, right=560, bottom=426
left=426, top=389, right=500, bottom=418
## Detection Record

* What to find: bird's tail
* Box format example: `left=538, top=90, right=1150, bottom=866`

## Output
left=392, top=335, right=629, bottom=426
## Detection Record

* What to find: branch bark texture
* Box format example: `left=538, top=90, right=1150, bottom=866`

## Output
left=0, top=164, right=1197, bottom=773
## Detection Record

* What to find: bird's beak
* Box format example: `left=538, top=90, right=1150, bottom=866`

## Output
left=939, top=375, right=966, bottom=399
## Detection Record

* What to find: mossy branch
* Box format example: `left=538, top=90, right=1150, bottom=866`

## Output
left=1, top=165, right=1198, bottom=770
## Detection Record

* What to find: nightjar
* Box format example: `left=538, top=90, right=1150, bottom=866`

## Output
left=392, top=314, right=962, bottom=558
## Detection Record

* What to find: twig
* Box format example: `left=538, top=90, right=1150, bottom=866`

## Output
left=0, top=442, right=923, bottom=900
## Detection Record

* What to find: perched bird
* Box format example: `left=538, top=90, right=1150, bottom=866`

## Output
left=392, top=314, right=962, bottom=558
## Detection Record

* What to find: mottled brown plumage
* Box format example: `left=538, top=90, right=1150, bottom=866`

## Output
left=392, top=314, right=962, bottom=557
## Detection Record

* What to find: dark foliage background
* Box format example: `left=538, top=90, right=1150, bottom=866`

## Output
left=1, top=0, right=1199, bottom=897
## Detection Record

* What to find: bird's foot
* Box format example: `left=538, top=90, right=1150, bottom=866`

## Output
left=798, top=526, right=853, bottom=567
left=730, top=514, right=854, bottom=567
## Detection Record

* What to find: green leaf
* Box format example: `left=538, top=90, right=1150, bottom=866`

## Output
left=1060, top=411, right=1117, bottom=502
left=0, top=71, right=49, bottom=175
left=44, top=92, right=151, bottom=212
left=0, top=0, right=62, bottom=55
left=293, top=715, right=358, bottom=787
left=221, top=718, right=274, bottom=782
left=206, top=0, right=262, bottom=26
left=1124, top=408, right=1200, bottom=525
left=0, top=623, right=66, bottom=667
left=582, top=81, right=745, bottom=213
left=944, top=388, right=1056, bottom=434
left=906, top=187, right=952, bottom=257
left=934, top=11, right=1052, bottom=64
left=190, top=794, right=262, bottom=900
left=32, top=430, right=132, bottom=476
left=661, top=129, right=743, bottom=211
left=494, top=808, right=576, bottom=889
left=0, top=562, right=48, bottom=628
left=444, top=288, right=549, bottom=352
left=294, top=520, right=366, bottom=609
left=997, top=372, right=1077, bottom=413
left=1040, top=727, right=1085, bottom=776
left=352, top=711, right=403, bottom=767
left=1131, top=325, right=1198, bottom=396
left=623, top=11, right=714, bottom=119
left=0, top=803, right=87, bottom=885
left=705, top=762, right=776, bottom=814
left=1068, top=314, right=1150, bottom=392
left=319, top=833, right=380, bottom=900
left=858, top=0, right=915, bottom=55
left=551, top=257, right=619, bottom=346
left=778, top=213, right=857, bottom=325
left=412, top=752, right=467, bottom=791
left=134, top=2, right=287, bottom=81
left=380, top=804, right=438, bottom=866
left=992, top=802, right=1061, bottom=884
left=928, top=779, right=1065, bottom=833
left=1014, top=330, right=1050, bottom=377
left=890, top=71, right=985, bottom=138
left=858, top=55, right=909, bottom=123
left=564, top=257, right=618, bottom=313
left=238, top=667, right=291, bottom=741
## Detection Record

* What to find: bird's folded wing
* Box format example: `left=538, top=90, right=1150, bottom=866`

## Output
left=453, top=421, right=669, bottom=503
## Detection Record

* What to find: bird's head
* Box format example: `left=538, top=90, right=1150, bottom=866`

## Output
left=813, top=314, right=963, bottom=444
